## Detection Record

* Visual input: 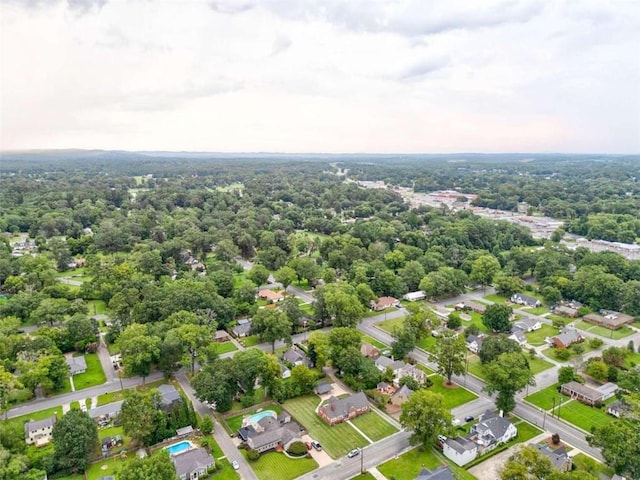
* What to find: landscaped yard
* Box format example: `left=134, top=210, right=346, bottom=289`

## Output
left=466, top=354, right=486, bottom=380
left=557, top=399, right=615, bottom=432
left=348, top=411, right=398, bottom=441
left=483, top=294, right=506, bottom=304
left=427, top=375, right=478, bottom=409
left=240, top=335, right=260, bottom=347
left=283, top=395, right=369, bottom=458
left=242, top=450, right=317, bottom=480
left=72, top=353, right=107, bottom=390
left=364, top=307, right=398, bottom=319
left=377, top=446, right=475, bottom=480
left=521, top=305, right=548, bottom=316
left=574, top=320, right=635, bottom=340
left=512, top=419, right=543, bottom=442
left=524, top=383, right=568, bottom=411
left=375, top=316, right=404, bottom=333
left=416, top=335, right=438, bottom=353
left=216, top=341, right=238, bottom=354
left=541, top=343, right=595, bottom=362
left=5, top=405, right=62, bottom=430
left=572, top=453, right=615, bottom=478
left=86, top=299, right=107, bottom=315
left=96, top=380, right=178, bottom=406
left=527, top=355, right=554, bottom=375
left=361, top=335, right=389, bottom=350
left=525, top=324, right=558, bottom=346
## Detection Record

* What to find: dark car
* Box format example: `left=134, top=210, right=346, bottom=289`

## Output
left=311, top=440, right=322, bottom=451
left=464, top=415, right=474, bottom=422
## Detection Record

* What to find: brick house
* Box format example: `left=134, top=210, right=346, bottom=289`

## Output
left=317, top=392, right=370, bottom=425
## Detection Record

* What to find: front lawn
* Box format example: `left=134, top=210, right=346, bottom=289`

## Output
left=541, top=344, right=595, bottom=362
left=377, top=446, right=475, bottom=480
left=86, top=299, right=107, bottom=315
left=350, top=473, right=377, bottom=480
left=527, top=355, right=554, bottom=375
left=512, top=419, right=542, bottom=442
left=558, top=399, right=615, bottom=432
left=349, top=411, right=398, bottom=441
left=574, top=320, right=635, bottom=340
left=525, top=324, right=557, bottom=346
left=243, top=450, right=317, bottom=480
left=283, top=395, right=368, bottom=458
left=427, top=376, right=478, bottom=409
left=483, top=294, right=507, bottom=304
left=72, top=353, right=107, bottom=390
left=240, top=335, right=260, bottom=347
left=364, top=307, right=398, bottom=319
left=216, top=341, right=238, bottom=354
left=524, top=384, right=568, bottom=411
left=522, top=306, right=548, bottom=316
left=466, top=354, right=486, bottom=380
left=416, top=335, right=438, bottom=353
left=361, top=335, right=389, bottom=350
left=376, top=317, right=404, bottom=333
left=6, top=405, right=62, bottom=430
left=214, top=458, right=241, bottom=480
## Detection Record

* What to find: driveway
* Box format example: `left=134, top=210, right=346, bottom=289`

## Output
left=467, top=446, right=514, bottom=480
left=301, top=433, right=333, bottom=467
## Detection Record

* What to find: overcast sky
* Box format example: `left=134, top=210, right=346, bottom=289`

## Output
left=1, top=0, right=639, bottom=153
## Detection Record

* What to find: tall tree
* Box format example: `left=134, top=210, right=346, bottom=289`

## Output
left=192, top=358, right=237, bottom=413
left=0, top=366, right=21, bottom=420
left=482, top=304, right=513, bottom=333
left=120, top=389, right=162, bottom=446
left=483, top=352, right=535, bottom=413
left=470, top=254, right=501, bottom=290
left=435, top=331, right=467, bottom=385
left=119, top=451, right=177, bottom=480
left=117, top=324, right=160, bottom=384
left=588, top=413, right=640, bottom=479
left=174, top=323, right=212, bottom=374
left=250, top=309, right=292, bottom=353
left=52, top=409, right=98, bottom=473
left=399, top=390, right=452, bottom=447
left=307, top=331, right=330, bottom=369
left=273, top=266, right=296, bottom=294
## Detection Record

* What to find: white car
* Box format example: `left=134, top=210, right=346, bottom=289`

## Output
left=347, top=448, right=361, bottom=458
left=232, top=460, right=240, bottom=470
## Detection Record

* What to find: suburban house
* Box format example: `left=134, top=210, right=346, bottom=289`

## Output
left=390, top=384, right=414, bottom=406
left=360, top=342, right=380, bottom=358
left=466, top=334, right=485, bottom=354
left=238, top=414, right=303, bottom=454
left=370, top=296, right=400, bottom=311
left=510, top=293, right=541, bottom=307
left=66, top=355, right=87, bottom=375
left=158, top=384, right=183, bottom=411
left=403, top=291, right=426, bottom=302
left=535, top=444, right=572, bottom=472
left=470, top=410, right=517, bottom=449
left=280, top=364, right=291, bottom=379
left=89, top=400, right=123, bottom=422
left=394, top=363, right=427, bottom=386
left=232, top=318, right=252, bottom=337
left=552, top=327, right=583, bottom=348
left=314, top=382, right=333, bottom=395
left=258, top=289, right=284, bottom=303
left=317, top=392, right=370, bottom=425
left=375, top=355, right=405, bottom=375
left=553, top=300, right=583, bottom=318
left=513, top=317, right=542, bottom=332
left=443, top=436, right=478, bottom=466
left=415, top=465, right=455, bottom=480
left=508, top=327, right=527, bottom=346
left=282, top=347, right=310, bottom=367
left=583, top=310, right=634, bottom=330
left=171, top=447, right=215, bottom=480
left=607, top=399, right=631, bottom=418
left=560, top=381, right=618, bottom=406
left=458, top=300, right=486, bottom=314
left=24, top=416, right=57, bottom=446
left=214, top=330, right=230, bottom=342
left=377, top=381, right=396, bottom=395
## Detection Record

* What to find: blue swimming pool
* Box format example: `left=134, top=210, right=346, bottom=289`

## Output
left=248, top=410, right=277, bottom=424
left=164, top=441, right=193, bottom=456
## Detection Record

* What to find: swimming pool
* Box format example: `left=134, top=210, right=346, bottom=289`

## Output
left=164, top=441, right=193, bottom=456
left=248, top=410, right=277, bottom=424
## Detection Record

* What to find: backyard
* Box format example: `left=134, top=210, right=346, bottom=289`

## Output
left=72, top=353, right=107, bottom=390
left=283, top=394, right=369, bottom=458
left=242, top=450, right=317, bottom=480
left=224, top=404, right=284, bottom=433
left=348, top=410, right=398, bottom=441
left=524, top=324, right=557, bottom=346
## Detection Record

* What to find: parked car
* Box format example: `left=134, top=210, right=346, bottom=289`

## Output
left=311, top=440, right=322, bottom=451
left=347, top=448, right=361, bottom=458
left=464, top=415, right=474, bottom=422
left=305, top=442, right=312, bottom=451
left=232, top=460, right=239, bottom=470
left=438, top=435, right=447, bottom=443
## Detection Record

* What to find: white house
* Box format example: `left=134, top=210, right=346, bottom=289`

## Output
left=171, top=447, right=214, bottom=480
left=374, top=356, right=405, bottom=374
left=508, top=327, right=527, bottom=346
left=403, top=291, right=426, bottom=302
left=471, top=410, right=517, bottom=448
left=280, top=364, right=291, bottom=379
left=443, top=436, right=478, bottom=466
left=394, top=363, right=427, bottom=386
left=25, top=416, right=57, bottom=446
left=513, top=317, right=542, bottom=332
left=466, top=334, right=484, bottom=354
left=510, top=293, right=541, bottom=308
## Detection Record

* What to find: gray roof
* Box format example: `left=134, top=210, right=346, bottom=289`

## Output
left=282, top=348, right=307, bottom=364
left=66, top=355, right=87, bottom=375
left=315, top=382, right=333, bottom=394
left=321, top=392, right=368, bottom=420
left=375, top=355, right=405, bottom=370
left=232, top=321, right=252, bottom=336
left=157, top=384, right=181, bottom=406
left=176, top=425, right=193, bottom=436
left=416, top=466, right=456, bottom=480
left=555, top=327, right=581, bottom=346
left=89, top=400, right=123, bottom=419
left=515, top=317, right=539, bottom=330
left=466, top=334, right=484, bottom=348
left=25, top=416, right=57, bottom=435
left=509, top=327, right=527, bottom=343
left=445, top=436, right=477, bottom=454
left=172, top=448, right=214, bottom=477
left=392, top=384, right=414, bottom=399
left=535, top=444, right=571, bottom=471
left=475, top=410, right=514, bottom=440
left=512, top=293, right=539, bottom=305
left=248, top=422, right=302, bottom=450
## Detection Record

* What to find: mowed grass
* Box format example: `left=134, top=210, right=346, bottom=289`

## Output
left=216, top=341, right=238, bottom=354
left=348, top=411, right=398, bottom=441
left=574, top=320, right=635, bottom=340
left=361, top=335, right=389, bottom=350
left=512, top=419, right=543, bottom=442
left=376, top=316, right=404, bottom=333
left=525, top=324, right=558, bottom=346
left=524, top=383, right=568, bottom=411
left=5, top=405, right=62, bottom=429
left=483, top=294, right=507, bottom=304
left=377, top=446, right=476, bottom=480
left=283, top=395, right=368, bottom=458
left=557, top=400, right=615, bottom=432
left=72, top=353, right=107, bottom=390
left=428, top=375, right=478, bottom=409
left=527, top=355, right=554, bottom=375
left=242, top=450, right=317, bottom=480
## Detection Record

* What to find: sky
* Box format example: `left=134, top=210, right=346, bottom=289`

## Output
left=1, top=0, right=639, bottom=153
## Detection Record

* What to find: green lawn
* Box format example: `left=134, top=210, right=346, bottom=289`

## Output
left=427, top=376, right=478, bottom=409
left=224, top=404, right=284, bottom=433
left=349, top=411, right=398, bottom=441
left=242, top=450, right=317, bottom=480
left=416, top=335, right=438, bottom=353
left=557, top=400, right=615, bottom=432
left=364, top=307, right=399, bottom=319
left=214, top=458, right=241, bottom=480
left=527, top=355, right=554, bottom=375
left=466, top=311, right=490, bottom=333
left=521, top=306, right=549, bottom=315
left=72, top=353, right=107, bottom=390
left=466, top=354, right=486, bottom=380
left=623, top=350, right=640, bottom=369
left=512, top=419, right=542, bottom=442
left=574, top=320, right=635, bottom=340
left=377, top=446, right=476, bottom=480
left=283, top=395, right=368, bottom=458
left=524, top=324, right=557, bottom=346
left=541, top=343, right=595, bottom=362
left=524, top=384, right=568, bottom=411
left=350, top=473, right=377, bottom=480
left=216, top=341, right=238, bottom=354
left=86, top=299, right=108, bottom=315
left=546, top=314, right=569, bottom=325
left=240, top=335, right=260, bottom=347
left=361, top=335, right=389, bottom=350
left=96, top=380, right=178, bottom=406
left=5, top=405, right=62, bottom=430
left=572, top=453, right=615, bottom=478
left=375, top=317, right=404, bottom=333
left=483, top=294, right=507, bottom=304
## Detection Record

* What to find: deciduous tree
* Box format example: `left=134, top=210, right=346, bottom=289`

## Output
left=399, top=390, right=452, bottom=447
left=483, top=352, right=535, bottom=413
left=52, top=409, right=98, bottom=473
left=250, top=309, right=291, bottom=353
left=482, top=304, right=513, bottom=333
left=436, top=331, right=467, bottom=385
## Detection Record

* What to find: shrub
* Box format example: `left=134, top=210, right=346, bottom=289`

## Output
left=551, top=433, right=560, bottom=445
left=247, top=448, right=260, bottom=461
left=287, top=441, right=308, bottom=457
left=200, top=416, right=213, bottom=436
left=594, top=400, right=604, bottom=409
left=555, top=348, right=571, bottom=361
left=588, top=338, right=604, bottom=349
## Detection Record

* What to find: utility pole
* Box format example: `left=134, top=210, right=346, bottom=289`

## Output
left=541, top=408, right=546, bottom=429
left=552, top=397, right=556, bottom=418
left=360, top=447, right=364, bottom=474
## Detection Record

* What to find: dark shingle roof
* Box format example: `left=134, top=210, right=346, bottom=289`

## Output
left=320, top=392, right=368, bottom=420
left=172, top=448, right=214, bottom=478
left=416, top=466, right=456, bottom=480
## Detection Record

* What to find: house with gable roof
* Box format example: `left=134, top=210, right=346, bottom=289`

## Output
left=443, top=436, right=478, bottom=466
left=470, top=410, right=517, bottom=449
left=390, top=384, right=414, bottom=406
left=510, top=293, right=541, bottom=307
left=171, top=447, right=214, bottom=479
left=317, top=392, right=370, bottom=425
left=25, top=416, right=57, bottom=446
left=513, top=317, right=542, bottom=332
left=535, top=444, right=572, bottom=472
left=415, top=465, right=455, bottom=480
left=552, top=327, right=583, bottom=348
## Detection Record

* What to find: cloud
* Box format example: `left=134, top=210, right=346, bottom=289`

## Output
left=398, top=56, right=449, bottom=80
left=208, top=0, right=254, bottom=15
left=271, top=34, right=292, bottom=56
left=6, top=0, right=106, bottom=12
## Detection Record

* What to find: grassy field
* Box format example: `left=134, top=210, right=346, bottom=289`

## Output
left=524, top=324, right=557, bottom=346
left=361, top=335, right=389, bottom=350
left=283, top=395, right=368, bottom=458
left=427, top=375, right=478, bottom=409
left=527, top=355, right=554, bottom=375
left=216, top=341, right=238, bottom=354
left=524, top=384, right=568, bottom=411
left=243, top=450, right=317, bottom=480
left=512, top=419, right=543, bottom=443
left=574, top=320, right=635, bottom=340
left=224, top=404, right=284, bottom=433
left=557, top=399, right=615, bottom=432
left=375, top=316, right=404, bottom=334
left=483, top=294, right=507, bottom=304
left=377, top=446, right=476, bottom=480
left=348, top=411, right=398, bottom=441
left=72, top=353, right=107, bottom=390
